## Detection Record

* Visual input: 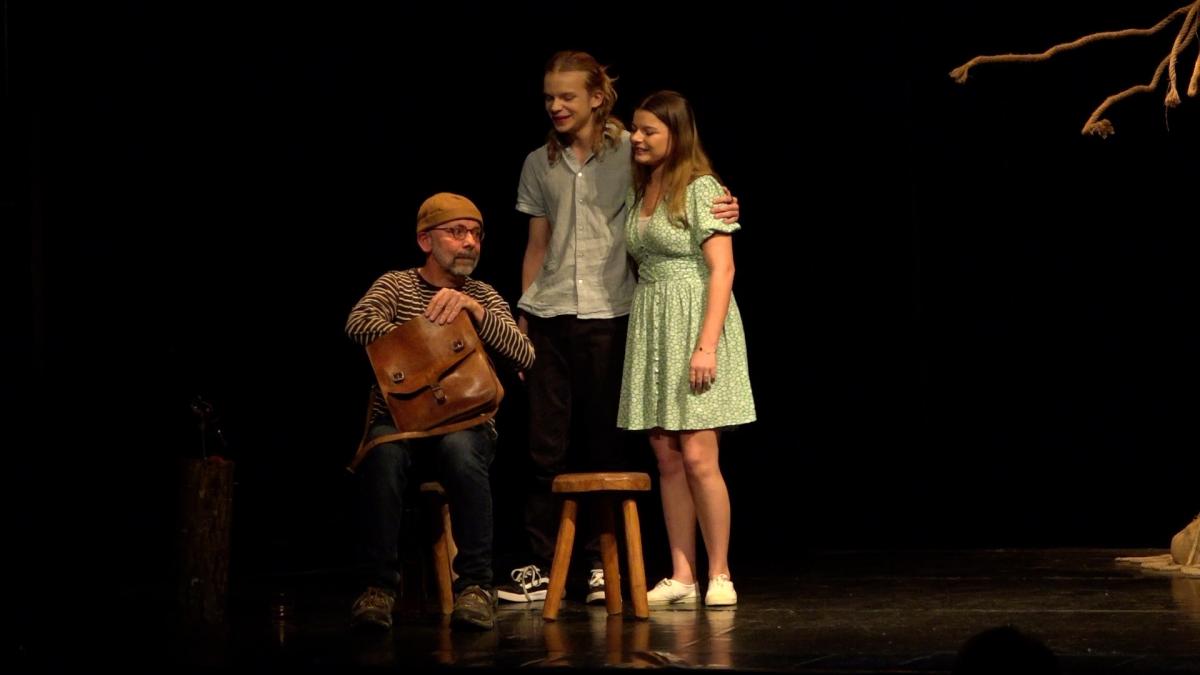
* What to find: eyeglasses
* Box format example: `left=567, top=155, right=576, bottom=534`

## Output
left=429, top=225, right=485, bottom=242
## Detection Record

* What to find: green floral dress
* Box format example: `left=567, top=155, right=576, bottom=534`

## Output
left=616, top=175, right=756, bottom=431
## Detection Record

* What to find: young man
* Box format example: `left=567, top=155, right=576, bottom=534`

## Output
left=346, top=193, right=534, bottom=630
left=498, top=52, right=739, bottom=605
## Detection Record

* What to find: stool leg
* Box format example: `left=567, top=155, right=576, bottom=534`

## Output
left=428, top=497, right=455, bottom=615
left=622, top=497, right=649, bottom=619
left=598, top=496, right=623, bottom=616
left=543, top=497, right=577, bottom=621
left=443, top=502, right=458, bottom=583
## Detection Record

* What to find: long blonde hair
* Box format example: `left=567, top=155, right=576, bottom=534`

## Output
left=631, top=91, right=719, bottom=228
left=544, top=51, right=625, bottom=165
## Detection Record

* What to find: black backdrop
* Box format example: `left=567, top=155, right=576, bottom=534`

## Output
left=7, top=2, right=1197, bottom=601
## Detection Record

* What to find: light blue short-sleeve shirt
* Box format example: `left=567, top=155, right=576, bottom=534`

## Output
left=515, top=130, right=636, bottom=319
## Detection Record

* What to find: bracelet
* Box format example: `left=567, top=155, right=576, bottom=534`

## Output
left=693, top=346, right=715, bottom=355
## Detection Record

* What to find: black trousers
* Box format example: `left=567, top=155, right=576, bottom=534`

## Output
left=523, top=314, right=630, bottom=569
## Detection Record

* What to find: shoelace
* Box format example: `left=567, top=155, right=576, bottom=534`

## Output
left=588, top=569, right=604, bottom=588
left=510, top=565, right=544, bottom=598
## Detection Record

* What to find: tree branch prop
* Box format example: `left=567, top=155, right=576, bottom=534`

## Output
left=950, top=2, right=1200, bottom=138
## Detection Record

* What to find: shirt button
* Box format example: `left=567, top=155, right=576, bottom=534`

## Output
left=577, top=172, right=582, bottom=177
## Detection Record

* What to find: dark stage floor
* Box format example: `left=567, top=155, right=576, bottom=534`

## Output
left=20, top=549, right=1200, bottom=673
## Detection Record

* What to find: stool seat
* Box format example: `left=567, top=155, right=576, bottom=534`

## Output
left=543, top=472, right=651, bottom=621
left=552, top=472, right=650, bottom=493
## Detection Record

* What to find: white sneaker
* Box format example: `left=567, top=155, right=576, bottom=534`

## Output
left=704, top=574, right=737, bottom=606
left=645, top=578, right=699, bottom=606
left=585, top=568, right=606, bottom=605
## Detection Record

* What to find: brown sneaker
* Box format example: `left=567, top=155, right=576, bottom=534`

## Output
left=451, top=585, right=495, bottom=630
left=351, top=586, right=395, bottom=630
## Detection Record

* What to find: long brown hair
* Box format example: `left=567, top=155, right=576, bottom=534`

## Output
left=544, top=51, right=625, bottom=165
left=632, top=90, right=719, bottom=228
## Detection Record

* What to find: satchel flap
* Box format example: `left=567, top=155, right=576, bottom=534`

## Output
left=366, top=313, right=483, bottom=395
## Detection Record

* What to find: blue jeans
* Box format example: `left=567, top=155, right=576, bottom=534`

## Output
left=357, top=422, right=495, bottom=593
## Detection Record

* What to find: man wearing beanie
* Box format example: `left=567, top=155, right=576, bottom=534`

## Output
left=345, top=192, right=534, bottom=631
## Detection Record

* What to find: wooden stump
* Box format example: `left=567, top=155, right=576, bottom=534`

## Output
left=178, top=457, right=235, bottom=624
left=1172, top=514, right=1200, bottom=567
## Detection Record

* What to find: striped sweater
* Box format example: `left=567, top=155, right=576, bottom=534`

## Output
left=346, top=268, right=535, bottom=425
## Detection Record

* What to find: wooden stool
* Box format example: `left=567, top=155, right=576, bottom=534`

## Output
left=542, top=472, right=651, bottom=621
left=420, top=481, right=457, bottom=615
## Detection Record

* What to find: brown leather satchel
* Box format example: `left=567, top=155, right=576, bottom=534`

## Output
left=347, top=312, right=504, bottom=472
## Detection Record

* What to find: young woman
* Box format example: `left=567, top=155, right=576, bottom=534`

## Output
left=617, top=91, right=756, bottom=607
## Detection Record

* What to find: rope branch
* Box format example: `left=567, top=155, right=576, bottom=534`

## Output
left=1166, top=1, right=1200, bottom=106
left=950, top=2, right=1200, bottom=137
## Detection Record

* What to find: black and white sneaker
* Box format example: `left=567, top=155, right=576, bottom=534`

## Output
left=585, top=568, right=606, bottom=605
left=496, top=564, right=549, bottom=602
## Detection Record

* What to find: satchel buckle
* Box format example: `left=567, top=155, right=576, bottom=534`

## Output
left=391, top=371, right=406, bottom=384
left=451, top=339, right=465, bottom=352
left=431, top=383, right=447, bottom=404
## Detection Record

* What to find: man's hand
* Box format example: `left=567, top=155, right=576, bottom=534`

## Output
left=425, top=288, right=484, bottom=325
left=710, top=186, right=740, bottom=224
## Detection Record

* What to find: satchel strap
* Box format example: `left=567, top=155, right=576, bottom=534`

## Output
left=345, top=407, right=497, bottom=473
